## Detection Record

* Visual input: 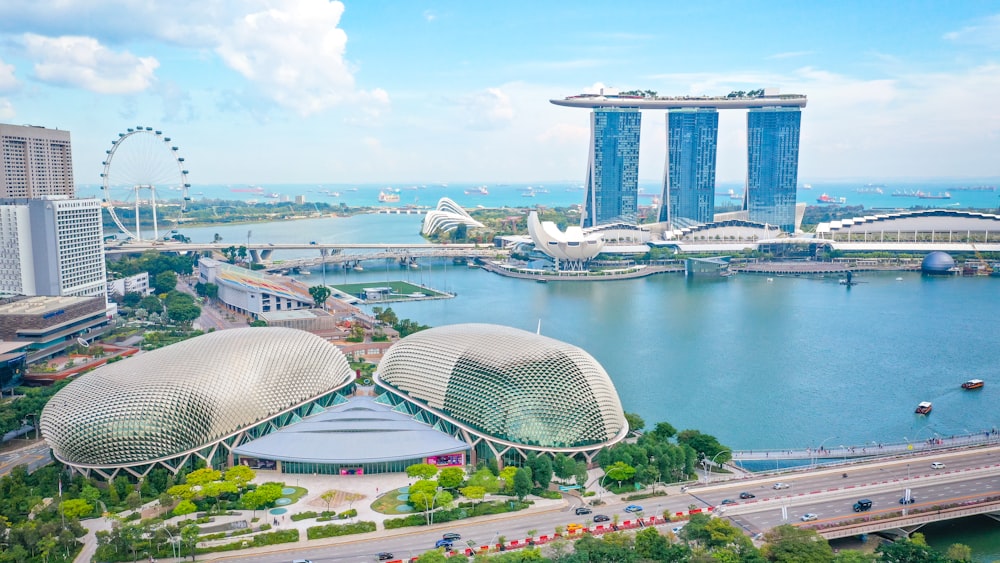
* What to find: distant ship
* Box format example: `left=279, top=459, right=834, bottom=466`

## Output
left=232, top=186, right=265, bottom=193
left=378, top=190, right=400, bottom=203
left=856, top=185, right=884, bottom=194
left=816, top=193, right=846, bottom=204
left=801, top=183, right=813, bottom=190
left=917, top=191, right=951, bottom=200
left=465, top=185, right=489, bottom=195
left=892, top=190, right=918, bottom=197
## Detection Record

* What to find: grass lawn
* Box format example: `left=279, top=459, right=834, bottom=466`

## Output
left=371, top=488, right=422, bottom=515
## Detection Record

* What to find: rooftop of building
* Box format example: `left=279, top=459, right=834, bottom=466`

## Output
left=551, top=92, right=808, bottom=110
left=0, top=295, right=101, bottom=316
left=258, top=309, right=334, bottom=322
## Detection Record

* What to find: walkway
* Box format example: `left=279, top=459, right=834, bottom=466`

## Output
left=732, top=430, right=1000, bottom=463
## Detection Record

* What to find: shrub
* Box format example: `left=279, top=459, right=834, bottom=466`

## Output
left=290, top=511, right=318, bottom=522
left=337, top=508, right=358, bottom=519
left=306, top=521, right=376, bottom=540
left=195, top=529, right=299, bottom=554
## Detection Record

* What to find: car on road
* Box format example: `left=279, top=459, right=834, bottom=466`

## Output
left=773, top=482, right=790, bottom=490
left=567, top=523, right=585, bottom=532
left=720, top=498, right=737, bottom=505
left=292, top=560, right=312, bottom=563
left=575, top=506, right=592, bottom=515
left=853, top=499, right=873, bottom=512
left=739, top=492, right=755, bottom=499
left=434, top=539, right=454, bottom=549
left=899, top=496, right=916, bottom=504
left=377, top=553, right=394, bottom=561
left=593, top=514, right=610, bottom=522
left=442, top=532, right=462, bottom=541
left=671, top=525, right=685, bottom=534
left=800, top=513, right=818, bottom=522
left=624, top=504, right=643, bottom=513
left=930, top=462, right=946, bottom=469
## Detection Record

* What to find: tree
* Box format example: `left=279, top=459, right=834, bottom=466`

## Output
left=876, top=534, right=947, bottom=563
left=605, top=461, right=636, bottom=488
left=761, top=525, right=834, bottom=562
left=185, top=467, right=222, bottom=486
left=59, top=498, right=93, bottom=519
left=320, top=490, right=337, bottom=513
left=624, top=412, right=646, bottom=434
left=181, top=523, right=200, bottom=561
left=125, top=491, right=142, bottom=511
left=466, top=467, right=500, bottom=493
left=651, top=421, right=677, bottom=440
left=528, top=455, right=553, bottom=489
left=415, top=549, right=449, bottom=563
left=512, top=468, right=532, bottom=501
left=153, top=271, right=178, bottom=294
left=677, top=429, right=730, bottom=463
left=224, top=465, right=255, bottom=489
left=172, top=499, right=197, bottom=517
left=308, top=285, right=331, bottom=309
left=945, top=543, right=973, bottom=562
left=499, top=466, right=519, bottom=491
left=139, top=294, right=163, bottom=314
left=241, top=489, right=264, bottom=519
left=459, top=485, right=486, bottom=505
left=437, top=467, right=465, bottom=489
left=406, top=463, right=439, bottom=480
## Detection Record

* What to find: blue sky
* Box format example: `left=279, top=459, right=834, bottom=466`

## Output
left=0, top=0, right=998, bottom=186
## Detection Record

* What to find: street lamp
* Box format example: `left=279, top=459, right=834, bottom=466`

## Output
left=815, top=436, right=837, bottom=466
left=426, top=486, right=444, bottom=526
left=705, top=451, right=731, bottom=484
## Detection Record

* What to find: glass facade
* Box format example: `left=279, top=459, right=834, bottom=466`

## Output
left=746, top=107, right=801, bottom=233
left=583, top=109, right=640, bottom=228
left=660, top=109, right=719, bottom=225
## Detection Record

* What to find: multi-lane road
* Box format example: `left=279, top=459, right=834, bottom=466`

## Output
left=220, top=447, right=1000, bottom=563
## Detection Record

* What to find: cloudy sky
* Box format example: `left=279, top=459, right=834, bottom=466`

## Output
left=0, top=0, right=998, bottom=186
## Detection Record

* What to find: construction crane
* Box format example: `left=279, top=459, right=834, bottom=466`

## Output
left=972, top=244, right=993, bottom=275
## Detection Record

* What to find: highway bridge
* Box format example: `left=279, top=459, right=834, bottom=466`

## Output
left=104, top=240, right=508, bottom=270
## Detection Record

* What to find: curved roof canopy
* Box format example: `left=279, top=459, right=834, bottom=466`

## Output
left=41, top=327, right=353, bottom=467
left=377, top=323, right=627, bottom=450
left=422, top=197, right=485, bottom=235
left=232, top=396, right=468, bottom=464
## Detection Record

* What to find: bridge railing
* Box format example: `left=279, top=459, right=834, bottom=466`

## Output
left=814, top=498, right=1000, bottom=540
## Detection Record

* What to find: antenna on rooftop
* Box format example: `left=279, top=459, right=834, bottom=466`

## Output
left=537, top=319, right=542, bottom=335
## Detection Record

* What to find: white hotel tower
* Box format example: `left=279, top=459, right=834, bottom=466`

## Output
left=0, top=123, right=107, bottom=298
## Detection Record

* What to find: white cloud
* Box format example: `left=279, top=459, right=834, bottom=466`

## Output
left=0, top=99, right=14, bottom=119
left=20, top=34, right=158, bottom=94
left=459, top=88, right=515, bottom=130
left=215, top=0, right=383, bottom=116
left=424, top=10, right=437, bottom=22
left=944, top=14, right=1000, bottom=50
left=0, top=57, right=18, bottom=93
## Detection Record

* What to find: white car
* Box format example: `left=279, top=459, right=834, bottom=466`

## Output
left=930, top=462, right=946, bottom=469
left=800, top=513, right=818, bottom=522
left=773, top=482, right=790, bottom=490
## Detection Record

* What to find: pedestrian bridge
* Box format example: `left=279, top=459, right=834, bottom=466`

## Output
left=732, top=431, right=1000, bottom=465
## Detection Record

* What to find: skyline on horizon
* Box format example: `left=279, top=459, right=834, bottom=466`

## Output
left=1, top=1, right=999, bottom=186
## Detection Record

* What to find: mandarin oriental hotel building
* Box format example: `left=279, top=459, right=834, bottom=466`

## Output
left=41, top=325, right=627, bottom=479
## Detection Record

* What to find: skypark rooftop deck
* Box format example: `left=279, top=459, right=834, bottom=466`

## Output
left=550, top=93, right=808, bottom=110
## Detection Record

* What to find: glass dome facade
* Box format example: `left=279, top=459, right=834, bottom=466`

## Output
left=41, top=327, right=353, bottom=469
left=377, top=323, right=627, bottom=451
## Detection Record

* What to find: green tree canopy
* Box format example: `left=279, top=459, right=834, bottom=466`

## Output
left=761, top=525, right=834, bottom=563
left=605, top=461, right=636, bottom=486
left=309, top=285, right=332, bottom=309
left=437, top=467, right=465, bottom=489
left=512, top=468, right=532, bottom=501
left=153, top=271, right=178, bottom=294
left=406, top=463, right=439, bottom=480
left=624, top=412, right=645, bottom=434
left=59, top=498, right=93, bottom=519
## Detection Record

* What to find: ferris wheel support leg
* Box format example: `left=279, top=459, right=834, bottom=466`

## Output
left=151, top=187, right=159, bottom=241
left=134, top=187, right=142, bottom=242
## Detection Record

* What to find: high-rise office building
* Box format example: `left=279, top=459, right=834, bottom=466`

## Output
left=582, top=108, right=640, bottom=228
left=0, top=197, right=107, bottom=298
left=1, top=124, right=74, bottom=199
left=746, top=107, right=801, bottom=232
left=660, top=108, right=719, bottom=225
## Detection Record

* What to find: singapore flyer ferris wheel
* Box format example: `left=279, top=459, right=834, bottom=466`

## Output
left=100, top=126, right=190, bottom=241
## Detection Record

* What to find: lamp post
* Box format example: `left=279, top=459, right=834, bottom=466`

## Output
left=22, top=413, right=37, bottom=441
left=426, top=486, right=444, bottom=526
left=705, top=451, right=730, bottom=484
left=815, top=436, right=837, bottom=467
left=597, top=473, right=612, bottom=503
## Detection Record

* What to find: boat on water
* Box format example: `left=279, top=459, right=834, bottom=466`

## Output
left=232, top=186, right=265, bottom=193
left=917, top=191, right=951, bottom=200
left=352, top=264, right=364, bottom=272
left=961, top=379, right=984, bottom=390
left=378, top=190, right=400, bottom=203
left=892, top=190, right=918, bottom=197
left=915, top=401, right=933, bottom=415
left=816, top=193, right=846, bottom=204
left=856, top=185, right=884, bottom=194
left=465, top=185, right=489, bottom=195
left=801, top=183, right=813, bottom=190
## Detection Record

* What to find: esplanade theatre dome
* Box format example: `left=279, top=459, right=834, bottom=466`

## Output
left=376, top=324, right=627, bottom=453
left=41, top=327, right=353, bottom=476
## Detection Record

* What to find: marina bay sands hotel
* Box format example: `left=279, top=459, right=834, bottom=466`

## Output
left=551, top=89, right=807, bottom=232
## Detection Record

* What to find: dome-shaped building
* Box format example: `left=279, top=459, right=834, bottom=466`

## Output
left=41, top=327, right=355, bottom=479
left=921, top=251, right=956, bottom=275
left=376, top=323, right=627, bottom=465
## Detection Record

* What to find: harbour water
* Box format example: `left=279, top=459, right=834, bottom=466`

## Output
left=169, top=212, right=1000, bottom=559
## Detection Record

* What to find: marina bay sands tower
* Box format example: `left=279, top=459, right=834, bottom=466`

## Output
left=551, top=89, right=807, bottom=232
